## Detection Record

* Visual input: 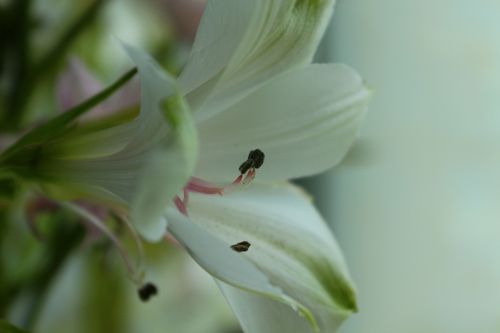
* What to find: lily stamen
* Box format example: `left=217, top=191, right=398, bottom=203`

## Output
left=186, top=177, right=224, bottom=195
left=138, top=282, right=158, bottom=302
left=242, top=168, right=256, bottom=185
left=182, top=188, right=190, bottom=205
left=173, top=149, right=265, bottom=215
left=174, top=196, right=188, bottom=216
left=62, top=202, right=145, bottom=286
left=233, top=148, right=265, bottom=185
left=232, top=174, right=244, bottom=185
left=174, top=178, right=222, bottom=216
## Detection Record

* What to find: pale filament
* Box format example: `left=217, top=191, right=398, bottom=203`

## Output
left=173, top=167, right=258, bottom=216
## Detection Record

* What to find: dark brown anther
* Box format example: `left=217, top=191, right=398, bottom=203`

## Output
left=138, top=282, right=158, bottom=302
left=239, top=159, right=254, bottom=174
left=248, top=149, right=265, bottom=169
left=231, top=241, right=251, bottom=252
left=238, top=149, right=265, bottom=174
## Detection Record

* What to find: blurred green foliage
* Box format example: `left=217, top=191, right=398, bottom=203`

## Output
left=0, top=1, right=240, bottom=332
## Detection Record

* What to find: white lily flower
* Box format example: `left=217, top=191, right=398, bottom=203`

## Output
left=123, top=35, right=368, bottom=330
left=137, top=0, right=368, bottom=331
left=0, top=0, right=371, bottom=331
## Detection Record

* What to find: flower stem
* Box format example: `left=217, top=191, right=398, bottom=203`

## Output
left=0, top=0, right=32, bottom=131
left=2, top=0, right=109, bottom=131
left=33, top=0, right=109, bottom=82
left=0, top=67, right=138, bottom=165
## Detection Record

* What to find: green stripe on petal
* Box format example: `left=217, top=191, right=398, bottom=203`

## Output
left=180, top=0, right=336, bottom=120
left=166, top=208, right=318, bottom=330
left=184, top=182, right=357, bottom=331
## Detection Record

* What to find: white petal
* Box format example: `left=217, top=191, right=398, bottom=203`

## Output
left=43, top=45, right=198, bottom=242
left=165, top=208, right=312, bottom=321
left=219, top=282, right=320, bottom=333
left=186, top=183, right=357, bottom=331
left=195, top=64, right=371, bottom=182
left=179, top=0, right=254, bottom=100
left=123, top=44, right=199, bottom=242
left=180, top=0, right=336, bottom=120
left=121, top=42, right=172, bottom=150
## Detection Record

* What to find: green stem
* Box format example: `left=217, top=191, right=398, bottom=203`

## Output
left=33, top=0, right=108, bottom=80
left=0, top=67, right=137, bottom=163
left=1, top=0, right=32, bottom=131
left=60, top=67, right=138, bottom=123
left=3, top=0, right=109, bottom=131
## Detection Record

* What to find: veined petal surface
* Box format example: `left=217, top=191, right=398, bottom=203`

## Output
left=166, top=209, right=313, bottom=323
left=185, top=183, right=357, bottom=331
left=180, top=0, right=336, bottom=120
left=195, top=64, right=371, bottom=182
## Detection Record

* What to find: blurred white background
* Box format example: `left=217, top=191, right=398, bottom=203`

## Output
left=313, top=1, right=500, bottom=332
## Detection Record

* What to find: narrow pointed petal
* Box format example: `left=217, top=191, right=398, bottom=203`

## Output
left=117, top=44, right=199, bottom=241
left=180, top=0, right=336, bottom=119
left=185, top=183, right=357, bottom=331
left=195, top=64, right=371, bottom=182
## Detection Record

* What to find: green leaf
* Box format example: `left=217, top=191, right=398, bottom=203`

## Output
left=0, top=67, right=137, bottom=168
left=0, top=179, right=16, bottom=199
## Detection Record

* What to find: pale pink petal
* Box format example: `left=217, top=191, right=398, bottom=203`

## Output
left=156, top=0, right=206, bottom=41
left=56, top=58, right=140, bottom=121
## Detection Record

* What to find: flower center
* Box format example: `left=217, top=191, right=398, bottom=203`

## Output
left=173, top=148, right=265, bottom=216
